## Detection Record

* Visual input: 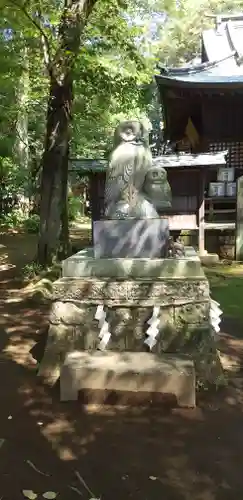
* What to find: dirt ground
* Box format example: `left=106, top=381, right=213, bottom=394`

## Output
left=1, top=230, right=243, bottom=500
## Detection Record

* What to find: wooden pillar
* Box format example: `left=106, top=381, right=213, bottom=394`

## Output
left=87, top=173, right=94, bottom=244
left=198, top=168, right=206, bottom=255
left=235, top=175, right=243, bottom=260
left=89, top=172, right=106, bottom=244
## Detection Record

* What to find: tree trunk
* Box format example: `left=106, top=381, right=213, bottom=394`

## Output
left=37, top=76, right=72, bottom=265
left=14, top=44, right=29, bottom=199
left=59, top=145, right=71, bottom=259
left=37, top=0, right=98, bottom=266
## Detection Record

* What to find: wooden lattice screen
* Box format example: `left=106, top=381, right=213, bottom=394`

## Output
left=209, top=141, right=243, bottom=170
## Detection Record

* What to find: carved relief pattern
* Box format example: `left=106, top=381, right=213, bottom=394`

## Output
left=40, top=296, right=225, bottom=386
left=48, top=299, right=209, bottom=354
left=174, top=303, right=210, bottom=326
left=52, top=278, right=209, bottom=304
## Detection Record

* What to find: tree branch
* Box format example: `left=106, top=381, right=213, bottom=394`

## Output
left=7, top=0, right=52, bottom=73
left=10, top=118, right=29, bottom=149
left=51, top=0, right=98, bottom=80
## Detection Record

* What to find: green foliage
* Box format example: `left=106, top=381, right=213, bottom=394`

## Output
left=22, top=261, right=61, bottom=281
left=22, top=261, right=44, bottom=279
left=0, top=0, right=158, bottom=200
left=206, top=270, right=243, bottom=321
left=70, top=1, right=156, bottom=157
left=22, top=214, right=40, bottom=233
left=0, top=209, right=22, bottom=228
left=0, top=209, right=40, bottom=233
left=0, top=156, right=25, bottom=200
left=68, top=195, right=82, bottom=221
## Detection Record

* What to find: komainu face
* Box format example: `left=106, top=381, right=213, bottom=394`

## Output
left=113, top=120, right=149, bottom=148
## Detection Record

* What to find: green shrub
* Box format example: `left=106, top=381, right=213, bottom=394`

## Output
left=22, top=214, right=40, bottom=234
left=22, top=261, right=43, bottom=279
left=0, top=209, right=24, bottom=228
left=68, top=195, right=82, bottom=221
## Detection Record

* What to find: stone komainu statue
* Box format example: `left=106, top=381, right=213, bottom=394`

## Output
left=104, top=120, right=172, bottom=219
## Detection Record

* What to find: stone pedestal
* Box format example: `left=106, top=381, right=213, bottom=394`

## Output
left=93, top=218, right=169, bottom=258
left=37, top=247, right=225, bottom=389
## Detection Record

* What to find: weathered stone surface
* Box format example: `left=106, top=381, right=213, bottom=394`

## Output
left=192, top=327, right=226, bottom=387
left=200, top=253, right=219, bottom=265
left=38, top=313, right=99, bottom=382
left=38, top=300, right=220, bottom=385
left=38, top=323, right=76, bottom=382
left=174, top=303, right=209, bottom=326
left=62, top=247, right=202, bottom=280
left=38, top=254, right=225, bottom=390
left=93, top=218, right=169, bottom=258
left=60, top=350, right=196, bottom=407
left=108, top=307, right=158, bottom=351
left=50, top=301, right=87, bottom=325
left=52, top=278, right=209, bottom=306
left=47, top=323, right=76, bottom=348
left=103, top=120, right=172, bottom=221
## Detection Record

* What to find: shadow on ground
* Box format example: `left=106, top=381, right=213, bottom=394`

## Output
left=0, top=227, right=91, bottom=277
left=1, top=231, right=243, bottom=499
left=218, top=316, right=243, bottom=371
left=1, top=275, right=243, bottom=500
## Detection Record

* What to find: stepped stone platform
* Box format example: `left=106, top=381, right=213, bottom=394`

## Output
left=62, top=246, right=200, bottom=279
left=60, top=351, right=196, bottom=407
left=37, top=246, right=225, bottom=392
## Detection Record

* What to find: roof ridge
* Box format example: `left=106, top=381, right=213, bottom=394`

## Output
left=158, top=52, right=236, bottom=76
left=205, top=13, right=243, bottom=23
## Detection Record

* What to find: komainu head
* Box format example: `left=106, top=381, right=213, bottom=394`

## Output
left=113, top=120, right=149, bottom=148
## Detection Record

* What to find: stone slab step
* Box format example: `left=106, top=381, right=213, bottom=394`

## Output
left=62, top=246, right=203, bottom=280
left=60, top=351, right=196, bottom=408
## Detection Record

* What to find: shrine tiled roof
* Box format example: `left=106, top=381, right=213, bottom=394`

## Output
left=69, top=152, right=227, bottom=172
left=156, top=15, right=243, bottom=87
left=203, top=15, right=243, bottom=62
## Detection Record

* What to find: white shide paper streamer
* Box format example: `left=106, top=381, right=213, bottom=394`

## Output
left=210, top=298, right=223, bottom=337
left=95, top=305, right=111, bottom=350
left=144, top=306, right=160, bottom=350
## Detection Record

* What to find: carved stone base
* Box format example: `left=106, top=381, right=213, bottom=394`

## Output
left=37, top=274, right=225, bottom=388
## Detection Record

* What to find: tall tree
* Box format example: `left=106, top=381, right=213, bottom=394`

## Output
left=36, top=0, right=98, bottom=264
left=1, top=0, right=152, bottom=264
left=0, top=0, right=99, bottom=262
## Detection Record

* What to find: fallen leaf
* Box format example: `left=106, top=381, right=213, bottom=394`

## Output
left=22, top=490, right=38, bottom=500
left=0, top=439, right=5, bottom=448
left=26, top=460, right=50, bottom=477
left=149, top=476, right=157, bottom=481
left=75, top=471, right=96, bottom=499
left=69, top=485, right=83, bottom=496
left=42, top=493, right=58, bottom=499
